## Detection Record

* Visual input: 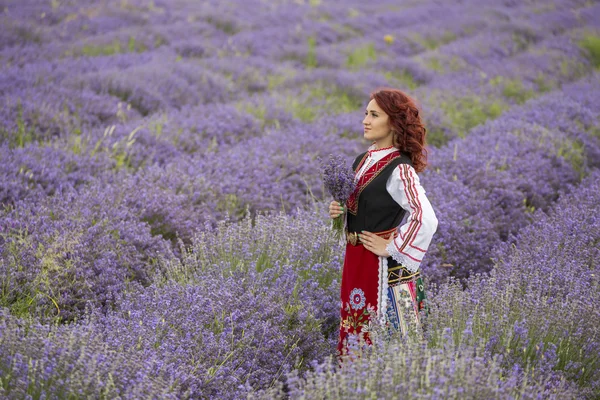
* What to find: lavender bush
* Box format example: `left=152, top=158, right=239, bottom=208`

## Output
left=96, top=270, right=329, bottom=398
left=423, top=170, right=600, bottom=397
left=0, top=309, right=180, bottom=399
left=0, top=181, right=172, bottom=322
left=254, top=332, right=576, bottom=399
left=420, top=73, right=600, bottom=284
left=1, top=0, right=599, bottom=398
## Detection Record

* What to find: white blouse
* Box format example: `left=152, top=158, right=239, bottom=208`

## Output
left=355, top=145, right=438, bottom=273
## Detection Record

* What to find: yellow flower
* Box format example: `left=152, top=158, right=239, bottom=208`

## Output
left=384, top=34, right=394, bottom=44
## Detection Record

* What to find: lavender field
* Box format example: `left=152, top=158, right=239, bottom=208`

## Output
left=1, top=0, right=600, bottom=398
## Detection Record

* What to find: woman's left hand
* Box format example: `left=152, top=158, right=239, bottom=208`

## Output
left=359, top=231, right=394, bottom=257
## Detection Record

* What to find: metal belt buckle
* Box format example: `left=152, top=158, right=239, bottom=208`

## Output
left=348, top=232, right=358, bottom=246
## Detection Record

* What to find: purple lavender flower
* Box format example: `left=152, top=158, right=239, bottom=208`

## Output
left=321, top=154, right=355, bottom=204
left=321, top=154, right=356, bottom=238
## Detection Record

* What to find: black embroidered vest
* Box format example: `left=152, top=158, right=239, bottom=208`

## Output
left=346, top=150, right=412, bottom=233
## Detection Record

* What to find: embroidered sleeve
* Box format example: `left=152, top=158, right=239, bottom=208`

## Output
left=385, top=164, right=438, bottom=272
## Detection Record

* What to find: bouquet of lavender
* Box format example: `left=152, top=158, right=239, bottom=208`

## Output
left=321, top=154, right=356, bottom=239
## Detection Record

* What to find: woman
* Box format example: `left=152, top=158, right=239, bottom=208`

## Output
left=329, top=88, right=438, bottom=356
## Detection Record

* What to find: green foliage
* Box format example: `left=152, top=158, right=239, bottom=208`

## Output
left=12, top=25, right=42, bottom=44
left=426, top=57, right=444, bottom=72
left=0, top=230, right=31, bottom=318
left=426, top=126, right=450, bottom=148
left=346, top=43, right=377, bottom=69
left=0, top=98, right=83, bottom=149
left=422, top=54, right=465, bottom=73
left=579, top=34, right=600, bottom=68
left=523, top=197, right=536, bottom=214
left=267, top=69, right=297, bottom=90
left=534, top=72, right=553, bottom=93
left=215, top=193, right=247, bottom=220
left=89, top=125, right=141, bottom=171
left=142, top=214, right=179, bottom=242
left=0, top=100, right=76, bottom=149
left=74, top=36, right=151, bottom=57
left=512, top=31, right=532, bottom=52
left=283, top=84, right=364, bottom=122
left=557, top=56, right=589, bottom=82
left=0, top=227, right=68, bottom=322
left=490, top=76, right=535, bottom=104
left=502, top=80, right=533, bottom=104
left=412, top=31, right=457, bottom=50
left=440, top=96, right=506, bottom=136
left=237, top=102, right=281, bottom=130
left=557, top=138, right=586, bottom=178
left=147, top=113, right=167, bottom=138
left=206, top=16, right=237, bottom=34
left=383, top=69, right=419, bottom=90
left=12, top=102, right=35, bottom=148
left=306, top=36, right=318, bottom=68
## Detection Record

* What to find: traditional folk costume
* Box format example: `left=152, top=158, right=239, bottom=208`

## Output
left=338, top=145, right=438, bottom=356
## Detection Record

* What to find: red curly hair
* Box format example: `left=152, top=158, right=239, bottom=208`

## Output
left=370, top=88, right=428, bottom=173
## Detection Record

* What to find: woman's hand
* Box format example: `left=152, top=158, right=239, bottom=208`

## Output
left=359, top=231, right=394, bottom=257
left=329, top=200, right=344, bottom=219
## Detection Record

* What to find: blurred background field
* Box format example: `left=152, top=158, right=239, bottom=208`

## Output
left=0, top=0, right=599, bottom=398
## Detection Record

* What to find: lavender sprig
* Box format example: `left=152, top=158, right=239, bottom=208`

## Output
left=321, top=154, right=356, bottom=239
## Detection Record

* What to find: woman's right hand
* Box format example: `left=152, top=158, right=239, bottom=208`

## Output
left=329, top=200, right=345, bottom=219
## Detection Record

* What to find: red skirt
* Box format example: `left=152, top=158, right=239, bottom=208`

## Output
left=337, top=243, right=426, bottom=356
left=337, top=243, right=386, bottom=355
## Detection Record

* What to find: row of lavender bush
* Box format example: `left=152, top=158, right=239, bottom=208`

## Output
left=2, top=145, right=598, bottom=398
left=2, top=70, right=598, bottom=323
left=1, top=0, right=599, bottom=398
left=1, top=73, right=598, bottom=396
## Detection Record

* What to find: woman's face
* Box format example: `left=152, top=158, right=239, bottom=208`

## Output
left=362, top=99, right=392, bottom=143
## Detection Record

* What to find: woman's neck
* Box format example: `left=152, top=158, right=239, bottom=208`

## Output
left=372, top=138, right=394, bottom=150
